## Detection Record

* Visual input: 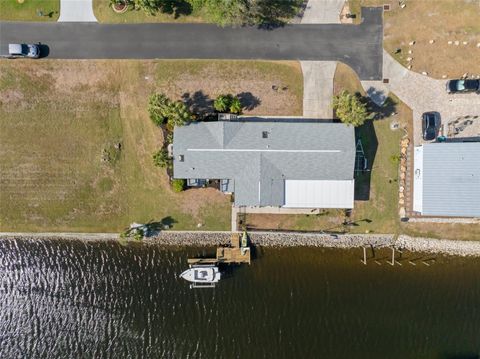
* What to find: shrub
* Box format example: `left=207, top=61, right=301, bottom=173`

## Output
left=214, top=94, right=242, bottom=114
left=148, top=93, right=170, bottom=125
left=333, top=90, right=370, bottom=127
left=229, top=96, right=242, bottom=114
left=152, top=149, right=171, bottom=168
left=167, top=101, right=192, bottom=128
left=172, top=179, right=186, bottom=192
left=214, top=94, right=232, bottom=112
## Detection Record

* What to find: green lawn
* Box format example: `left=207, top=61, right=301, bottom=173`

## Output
left=0, top=59, right=302, bottom=233
left=0, top=0, right=59, bottom=21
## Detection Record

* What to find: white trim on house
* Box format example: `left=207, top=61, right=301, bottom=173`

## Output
left=413, top=146, right=423, bottom=213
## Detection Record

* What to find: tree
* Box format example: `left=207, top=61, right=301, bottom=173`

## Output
left=214, top=94, right=242, bottom=114
left=148, top=93, right=171, bottom=125
left=172, top=179, right=185, bottom=192
left=332, top=90, right=369, bottom=127
left=167, top=101, right=192, bottom=128
left=229, top=96, right=242, bottom=114
left=152, top=149, right=171, bottom=168
left=214, top=94, right=232, bottom=112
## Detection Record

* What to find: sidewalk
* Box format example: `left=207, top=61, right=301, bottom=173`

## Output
left=58, top=0, right=97, bottom=22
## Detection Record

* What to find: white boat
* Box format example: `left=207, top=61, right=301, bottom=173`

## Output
left=179, top=265, right=221, bottom=286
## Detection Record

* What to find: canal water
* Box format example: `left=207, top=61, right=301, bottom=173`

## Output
left=0, top=238, right=479, bottom=359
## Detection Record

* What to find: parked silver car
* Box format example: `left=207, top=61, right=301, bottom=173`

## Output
left=8, top=43, right=40, bottom=59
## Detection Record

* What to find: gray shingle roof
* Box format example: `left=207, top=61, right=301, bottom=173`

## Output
left=173, top=119, right=355, bottom=206
left=422, top=142, right=480, bottom=217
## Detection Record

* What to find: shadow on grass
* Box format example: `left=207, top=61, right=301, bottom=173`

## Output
left=182, top=91, right=213, bottom=117
left=354, top=93, right=399, bottom=201
left=255, top=0, right=304, bottom=29
left=160, top=0, right=192, bottom=18
left=355, top=119, right=378, bottom=201
left=143, top=216, right=178, bottom=236
left=237, top=91, right=261, bottom=111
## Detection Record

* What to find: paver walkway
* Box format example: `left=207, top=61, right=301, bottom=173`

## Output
left=381, top=50, right=480, bottom=145
left=301, top=61, right=337, bottom=118
left=58, top=0, right=97, bottom=22
left=301, top=0, right=345, bottom=24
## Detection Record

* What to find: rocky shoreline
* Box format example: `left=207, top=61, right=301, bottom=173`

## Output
left=2, top=231, right=480, bottom=257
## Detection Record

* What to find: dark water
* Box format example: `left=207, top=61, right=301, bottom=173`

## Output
left=0, top=238, right=479, bottom=359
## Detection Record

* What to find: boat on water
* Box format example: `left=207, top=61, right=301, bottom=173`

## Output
left=179, top=265, right=221, bottom=288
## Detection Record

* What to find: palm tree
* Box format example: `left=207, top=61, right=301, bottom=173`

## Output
left=214, top=94, right=232, bottom=112
left=148, top=93, right=171, bottom=125
left=229, top=96, right=242, bottom=114
left=167, top=101, right=192, bottom=128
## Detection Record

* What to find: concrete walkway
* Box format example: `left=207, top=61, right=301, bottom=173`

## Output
left=380, top=50, right=480, bottom=145
left=301, top=0, right=345, bottom=24
left=58, top=0, right=97, bottom=22
left=301, top=61, right=337, bottom=118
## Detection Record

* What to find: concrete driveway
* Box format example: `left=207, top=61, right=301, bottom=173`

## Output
left=0, top=7, right=383, bottom=80
left=58, top=0, right=97, bottom=22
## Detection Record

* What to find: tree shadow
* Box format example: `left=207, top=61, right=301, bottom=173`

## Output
left=182, top=91, right=214, bottom=117
left=255, top=0, right=303, bottom=29
left=354, top=119, right=378, bottom=201
left=237, top=91, right=261, bottom=111
left=143, top=216, right=178, bottom=236
left=160, top=0, right=192, bottom=18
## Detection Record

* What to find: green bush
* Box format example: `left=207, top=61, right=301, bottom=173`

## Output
left=152, top=149, right=171, bottom=168
left=172, top=179, right=186, bottom=192
left=229, top=96, right=242, bottom=114
left=214, top=94, right=242, bottom=114
left=148, top=93, right=171, bottom=125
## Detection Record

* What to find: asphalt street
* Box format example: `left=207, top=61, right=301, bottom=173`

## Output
left=0, top=8, right=383, bottom=80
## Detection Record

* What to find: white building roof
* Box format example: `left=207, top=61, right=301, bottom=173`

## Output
left=284, top=180, right=354, bottom=208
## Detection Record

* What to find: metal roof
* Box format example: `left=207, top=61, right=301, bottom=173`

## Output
left=173, top=119, right=355, bottom=207
left=421, top=142, right=480, bottom=217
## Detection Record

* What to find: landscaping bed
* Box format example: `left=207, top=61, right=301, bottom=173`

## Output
left=0, top=59, right=302, bottom=232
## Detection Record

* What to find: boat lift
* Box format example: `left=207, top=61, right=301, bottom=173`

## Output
left=180, top=232, right=251, bottom=288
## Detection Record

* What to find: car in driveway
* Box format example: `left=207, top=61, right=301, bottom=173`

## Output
left=8, top=43, right=40, bottom=59
left=446, top=79, right=480, bottom=94
left=422, top=112, right=440, bottom=141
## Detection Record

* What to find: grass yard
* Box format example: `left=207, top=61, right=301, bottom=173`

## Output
left=0, top=60, right=303, bottom=233
left=0, top=0, right=59, bottom=21
left=350, top=0, right=480, bottom=78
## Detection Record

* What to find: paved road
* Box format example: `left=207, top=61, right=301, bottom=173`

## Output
left=0, top=7, right=383, bottom=80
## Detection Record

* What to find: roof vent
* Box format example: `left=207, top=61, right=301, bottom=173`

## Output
left=178, top=155, right=184, bottom=162
left=262, top=131, right=269, bottom=139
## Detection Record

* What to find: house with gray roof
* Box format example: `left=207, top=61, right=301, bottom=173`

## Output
left=173, top=118, right=356, bottom=209
left=413, top=142, right=480, bottom=217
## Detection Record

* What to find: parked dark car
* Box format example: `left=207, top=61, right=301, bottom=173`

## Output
left=8, top=43, right=39, bottom=59
left=446, top=79, right=480, bottom=94
left=422, top=112, right=440, bottom=141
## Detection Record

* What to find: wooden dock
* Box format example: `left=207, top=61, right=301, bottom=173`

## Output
left=187, top=233, right=251, bottom=265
